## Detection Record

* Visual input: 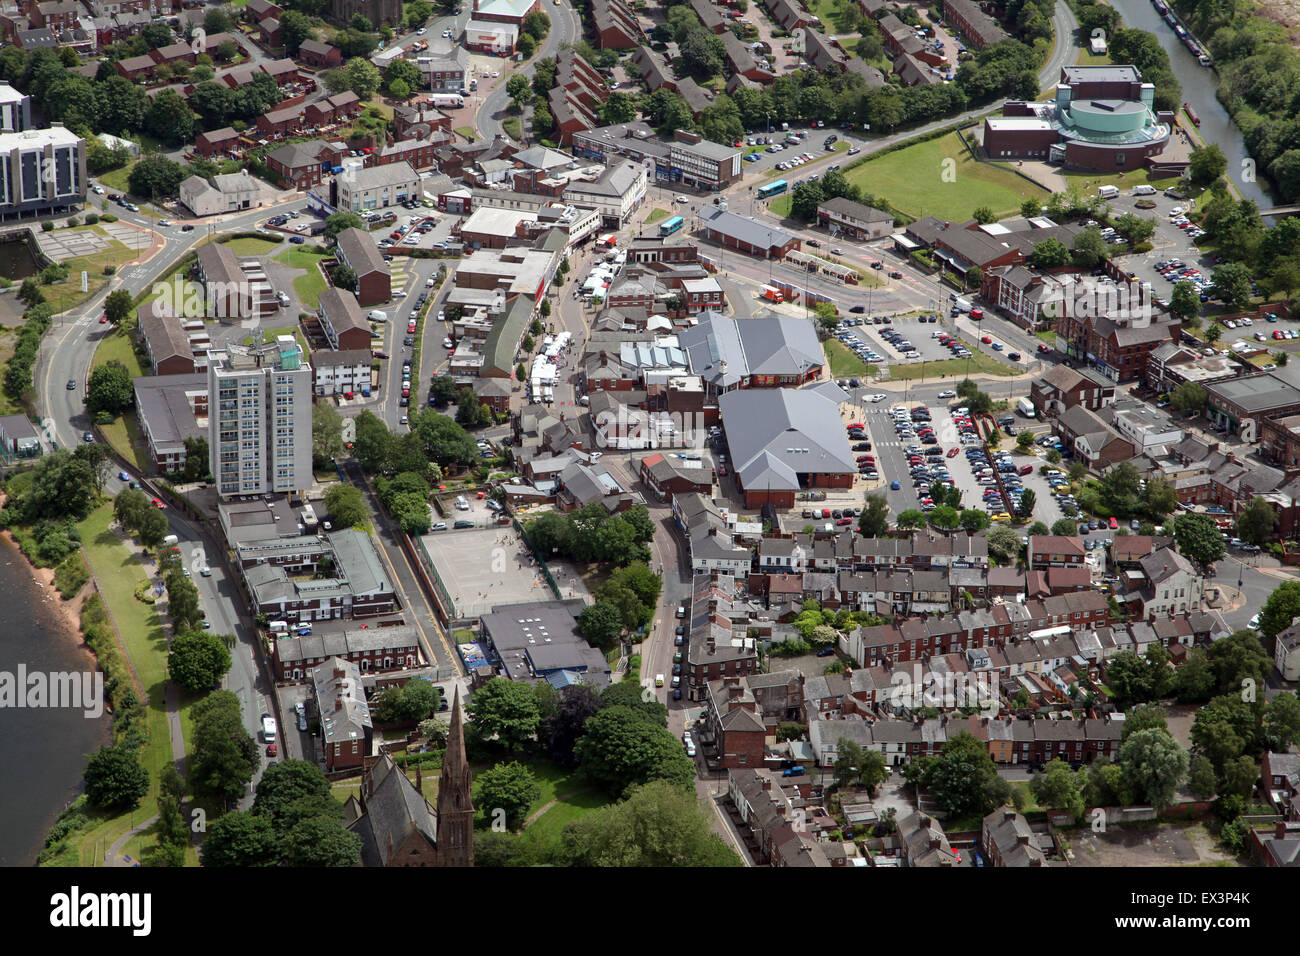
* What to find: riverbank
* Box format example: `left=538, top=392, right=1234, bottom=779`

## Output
left=0, top=491, right=88, bottom=648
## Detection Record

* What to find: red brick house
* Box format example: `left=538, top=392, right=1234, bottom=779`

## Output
left=297, top=38, right=342, bottom=69
left=195, top=127, right=242, bottom=158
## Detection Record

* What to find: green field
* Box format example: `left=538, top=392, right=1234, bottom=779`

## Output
left=97, top=164, right=135, bottom=194
left=806, top=0, right=863, bottom=32
left=92, top=329, right=146, bottom=377
left=846, top=132, right=1045, bottom=222
left=1058, top=167, right=1181, bottom=194
left=41, top=232, right=142, bottom=314
left=645, top=207, right=671, bottom=224
left=502, top=116, right=522, bottom=140
left=62, top=503, right=175, bottom=866
left=222, top=236, right=282, bottom=256
left=454, top=126, right=477, bottom=142
left=275, top=246, right=329, bottom=310
left=240, top=325, right=309, bottom=354
left=824, top=338, right=876, bottom=378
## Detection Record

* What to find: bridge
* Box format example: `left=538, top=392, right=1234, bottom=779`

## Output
left=1260, top=205, right=1300, bottom=216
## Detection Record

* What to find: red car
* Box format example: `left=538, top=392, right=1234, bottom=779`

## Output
left=1108, top=516, right=1119, bottom=530
left=981, top=335, right=993, bottom=344
left=151, top=498, right=165, bottom=509
left=847, top=422, right=864, bottom=430
left=947, top=447, right=959, bottom=457
left=266, top=743, right=277, bottom=757
left=401, top=387, right=410, bottom=398
left=970, top=308, right=983, bottom=319
left=836, top=517, right=852, bottom=525
left=1037, top=343, right=1050, bottom=353
left=821, top=508, right=831, bottom=518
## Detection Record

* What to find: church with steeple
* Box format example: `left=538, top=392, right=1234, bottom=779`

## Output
left=345, top=686, right=475, bottom=867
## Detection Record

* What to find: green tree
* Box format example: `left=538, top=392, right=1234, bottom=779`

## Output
left=1169, top=280, right=1201, bottom=321
left=190, top=691, right=258, bottom=802
left=201, top=812, right=280, bottom=867
left=475, top=761, right=542, bottom=831
left=340, top=57, right=381, bottom=98
left=1187, top=754, right=1218, bottom=800
left=1260, top=581, right=1300, bottom=643
left=916, top=732, right=1011, bottom=818
left=168, top=629, right=233, bottom=693
left=1265, top=692, right=1300, bottom=752
left=577, top=600, right=624, bottom=649
left=1029, top=237, right=1070, bottom=269
left=1113, top=212, right=1156, bottom=246
left=972, top=205, right=996, bottom=224
left=135, top=506, right=169, bottom=550
left=331, top=263, right=358, bottom=292
left=127, top=153, right=184, bottom=199
left=312, top=401, right=344, bottom=469
left=282, top=815, right=362, bottom=866
left=1211, top=262, right=1255, bottom=311
left=1208, top=630, right=1272, bottom=696
left=986, top=524, right=1023, bottom=563
left=1188, top=143, right=1227, bottom=186
left=324, top=212, right=365, bottom=241
left=323, top=483, right=367, bottom=529
left=1030, top=759, right=1085, bottom=821
left=556, top=779, right=741, bottom=866
left=143, top=89, right=196, bottom=147
left=506, top=73, right=532, bottom=109
left=1105, top=646, right=1173, bottom=707
left=1172, top=512, right=1226, bottom=570
left=1070, top=228, right=1108, bottom=268
left=251, top=760, right=335, bottom=833
left=1236, top=496, right=1278, bottom=546
left=104, top=288, right=134, bottom=326
left=84, top=744, right=149, bottom=810
left=574, top=706, right=696, bottom=795
left=1169, top=381, right=1207, bottom=418
left=895, top=509, right=926, bottom=530
left=467, top=677, right=541, bottom=752
left=1117, top=727, right=1188, bottom=811
left=85, top=360, right=134, bottom=416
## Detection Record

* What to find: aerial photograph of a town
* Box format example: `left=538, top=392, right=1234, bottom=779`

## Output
left=0, top=0, right=1294, bottom=916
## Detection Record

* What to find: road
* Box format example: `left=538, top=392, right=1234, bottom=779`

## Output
left=474, top=1, right=580, bottom=143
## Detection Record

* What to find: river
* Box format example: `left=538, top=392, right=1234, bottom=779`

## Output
left=1106, top=0, right=1274, bottom=211
left=0, top=534, right=111, bottom=866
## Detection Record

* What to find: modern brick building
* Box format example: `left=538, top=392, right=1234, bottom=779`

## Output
left=334, top=226, right=391, bottom=306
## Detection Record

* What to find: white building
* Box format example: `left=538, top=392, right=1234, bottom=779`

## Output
left=0, top=83, right=31, bottom=133
left=312, top=349, right=374, bottom=396
left=207, top=337, right=314, bottom=498
left=0, top=125, right=86, bottom=220
left=178, top=170, right=264, bottom=217
left=562, top=159, right=648, bottom=228
left=335, top=160, right=419, bottom=212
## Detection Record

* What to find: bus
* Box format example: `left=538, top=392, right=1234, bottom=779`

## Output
left=659, top=215, right=684, bottom=237
left=757, top=179, right=788, bottom=200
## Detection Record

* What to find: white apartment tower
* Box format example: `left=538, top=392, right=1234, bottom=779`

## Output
left=208, top=336, right=313, bottom=498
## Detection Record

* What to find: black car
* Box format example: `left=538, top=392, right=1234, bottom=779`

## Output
left=888, top=270, right=903, bottom=279
left=849, top=305, right=865, bottom=313
left=403, top=335, right=414, bottom=346
left=816, top=646, right=836, bottom=657
left=289, top=235, right=305, bottom=244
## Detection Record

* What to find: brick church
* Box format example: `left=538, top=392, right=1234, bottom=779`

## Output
left=345, top=688, right=475, bottom=867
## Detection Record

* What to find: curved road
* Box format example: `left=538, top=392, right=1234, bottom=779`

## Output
left=474, top=3, right=580, bottom=143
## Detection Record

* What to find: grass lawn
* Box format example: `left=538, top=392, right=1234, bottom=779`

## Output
left=92, top=329, right=146, bottom=377
left=1058, top=168, right=1181, bottom=193
left=222, top=236, right=282, bottom=256
left=502, top=115, right=522, bottom=140
left=1074, top=48, right=1111, bottom=67
left=41, top=237, right=141, bottom=314
left=886, top=339, right=1021, bottom=380
left=454, top=126, right=477, bottom=142
left=846, top=131, right=1044, bottom=222
left=273, top=246, right=328, bottom=270
left=769, top=194, right=792, bottom=218
left=824, top=339, right=876, bottom=378
left=98, top=413, right=151, bottom=475
left=64, top=503, right=176, bottom=866
left=645, top=207, right=671, bottom=224
left=806, top=0, right=861, bottom=32
left=97, top=164, right=135, bottom=194
left=1035, top=329, right=1057, bottom=343
left=291, top=262, right=328, bottom=310
left=453, top=628, right=474, bottom=642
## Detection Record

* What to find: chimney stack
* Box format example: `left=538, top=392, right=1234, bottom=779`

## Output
left=1017, top=833, right=1030, bottom=847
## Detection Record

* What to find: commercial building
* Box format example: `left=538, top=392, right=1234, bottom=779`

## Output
left=816, top=198, right=893, bottom=240
left=178, top=170, right=264, bottom=217
left=561, top=159, right=647, bottom=228
left=983, top=66, right=1171, bottom=172
left=0, top=125, right=85, bottom=220
left=479, top=600, right=611, bottom=688
left=698, top=208, right=801, bottom=259
left=1055, top=310, right=1181, bottom=383
left=679, top=312, right=824, bottom=394
left=1204, top=372, right=1300, bottom=439
left=719, top=388, right=856, bottom=508
left=571, top=123, right=741, bottom=191
left=207, top=338, right=313, bottom=498
left=333, top=160, right=420, bottom=212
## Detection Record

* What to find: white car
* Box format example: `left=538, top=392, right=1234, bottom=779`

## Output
left=443, top=337, right=454, bottom=348
left=870, top=393, right=887, bottom=402
left=675, top=194, right=689, bottom=203
left=1248, top=614, right=1260, bottom=630
left=158, top=219, right=171, bottom=227
left=417, top=27, right=426, bottom=34
left=92, top=185, right=105, bottom=195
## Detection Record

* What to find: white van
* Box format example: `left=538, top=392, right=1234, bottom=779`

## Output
left=268, top=620, right=289, bottom=634
left=261, top=716, right=277, bottom=743
left=1016, top=396, right=1036, bottom=418
left=1097, top=185, right=1119, bottom=199
left=162, top=534, right=179, bottom=547
left=1132, top=184, right=1156, bottom=196
left=367, top=310, right=388, bottom=321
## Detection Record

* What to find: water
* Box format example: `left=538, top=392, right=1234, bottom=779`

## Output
left=0, top=235, right=39, bottom=281
left=1107, top=0, right=1274, bottom=211
left=0, top=535, right=111, bottom=866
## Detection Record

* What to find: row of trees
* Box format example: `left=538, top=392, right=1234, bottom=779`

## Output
left=577, top=563, right=664, bottom=647
left=525, top=502, right=655, bottom=566
left=375, top=470, right=433, bottom=535
left=353, top=408, right=475, bottom=474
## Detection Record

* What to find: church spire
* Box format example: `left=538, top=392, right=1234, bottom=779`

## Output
left=436, top=686, right=474, bottom=866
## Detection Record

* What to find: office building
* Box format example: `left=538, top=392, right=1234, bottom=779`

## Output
left=0, top=125, right=86, bottom=220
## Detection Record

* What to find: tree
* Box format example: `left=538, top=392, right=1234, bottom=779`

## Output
left=1030, top=759, right=1085, bottom=821
left=895, top=509, right=927, bottom=530
left=1169, top=280, right=1201, bottom=321
left=250, top=759, right=334, bottom=833
left=114, top=487, right=151, bottom=532
left=557, top=779, right=741, bottom=866
left=201, top=812, right=280, bottom=867
left=324, top=212, right=365, bottom=241
left=1204, top=323, right=1222, bottom=344
left=104, top=288, right=133, bottom=326
left=506, top=72, right=531, bottom=109
left=1172, top=512, right=1226, bottom=570
left=984, top=524, right=1021, bottom=564
left=1167, top=382, right=1207, bottom=421
left=1071, top=228, right=1109, bottom=268
left=410, top=408, right=477, bottom=466
left=331, top=263, right=358, bottom=292
left=1211, top=262, right=1255, bottom=311
left=85, top=360, right=133, bottom=416
left=813, top=301, right=840, bottom=335
left=680, top=29, right=723, bottom=80
left=1029, top=237, right=1070, bottom=269
left=1187, top=754, right=1218, bottom=800
left=127, top=153, right=184, bottom=199
left=1188, top=143, right=1227, bottom=186
left=1260, top=581, right=1300, bottom=643
left=1265, top=692, right=1300, bottom=752
left=541, top=685, right=603, bottom=767
left=1208, top=630, right=1271, bottom=697
left=1117, top=727, right=1188, bottom=811
left=191, top=691, right=258, bottom=802
left=919, top=732, right=1012, bottom=818
left=1113, top=212, right=1156, bottom=246
left=1237, top=496, right=1278, bottom=546
left=135, top=506, right=169, bottom=550
left=312, top=401, right=344, bottom=469
left=181, top=436, right=209, bottom=482
left=1082, top=758, right=1131, bottom=807
left=574, top=707, right=697, bottom=795
left=143, top=89, right=196, bottom=147
left=475, top=761, right=541, bottom=831
left=577, top=600, right=624, bottom=649
left=522, top=9, right=550, bottom=39
left=339, top=57, right=381, bottom=98
left=600, top=90, right=638, bottom=125
left=1105, top=647, right=1173, bottom=706
left=84, top=744, right=149, bottom=810
left=282, top=815, right=362, bottom=867
left=1173, top=648, right=1216, bottom=703
left=1016, top=430, right=1034, bottom=452
left=168, top=629, right=233, bottom=693
left=516, top=31, right=536, bottom=59
left=1015, top=487, right=1036, bottom=519
left=467, top=677, right=541, bottom=752
left=323, top=483, right=367, bottom=529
